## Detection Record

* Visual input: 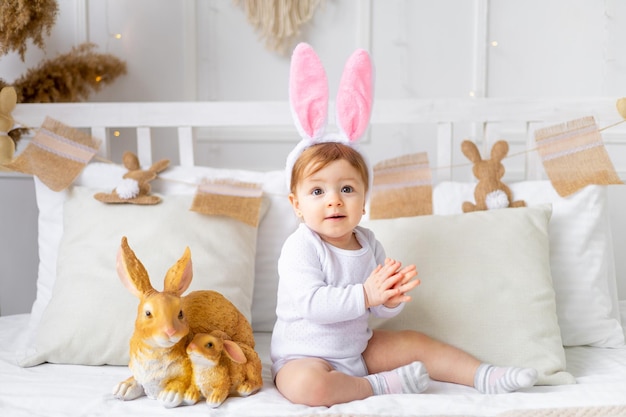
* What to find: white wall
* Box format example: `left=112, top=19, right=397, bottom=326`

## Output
left=2, top=0, right=626, bottom=314
left=5, top=1, right=625, bottom=102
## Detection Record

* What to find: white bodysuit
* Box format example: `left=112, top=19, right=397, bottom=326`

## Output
left=270, top=223, right=403, bottom=378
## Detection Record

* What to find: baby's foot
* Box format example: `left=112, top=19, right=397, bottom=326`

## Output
left=474, top=364, right=538, bottom=394
left=366, top=361, right=430, bottom=395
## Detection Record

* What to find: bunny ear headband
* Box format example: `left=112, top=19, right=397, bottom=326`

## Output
left=285, top=42, right=375, bottom=190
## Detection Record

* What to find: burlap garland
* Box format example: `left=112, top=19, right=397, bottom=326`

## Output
left=191, top=178, right=264, bottom=227
left=369, top=152, right=432, bottom=219
left=6, top=116, right=100, bottom=191
left=535, top=116, right=622, bottom=197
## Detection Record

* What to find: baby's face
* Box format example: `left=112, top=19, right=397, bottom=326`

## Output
left=290, top=159, right=366, bottom=250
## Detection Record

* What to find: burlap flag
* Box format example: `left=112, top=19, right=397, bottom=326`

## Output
left=535, top=116, right=622, bottom=197
left=369, top=152, right=432, bottom=219
left=6, top=117, right=100, bottom=191
left=191, top=178, right=264, bottom=227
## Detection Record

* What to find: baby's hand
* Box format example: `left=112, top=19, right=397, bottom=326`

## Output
left=363, top=258, right=419, bottom=309
left=384, top=263, right=420, bottom=308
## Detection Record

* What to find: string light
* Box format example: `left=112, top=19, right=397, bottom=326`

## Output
left=490, top=40, right=499, bottom=47
left=113, top=130, right=121, bottom=137
left=104, top=1, right=124, bottom=52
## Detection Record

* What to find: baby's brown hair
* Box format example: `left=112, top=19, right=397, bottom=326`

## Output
left=289, top=142, right=369, bottom=195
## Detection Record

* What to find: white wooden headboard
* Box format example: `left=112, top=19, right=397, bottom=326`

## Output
left=12, top=98, right=626, bottom=177
left=2, top=98, right=626, bottom=315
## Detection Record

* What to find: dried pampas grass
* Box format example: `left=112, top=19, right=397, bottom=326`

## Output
left=234, top=0, right=322, bottom=54
left=1, top=43, right=127, bottom=103
left=0, top=0, right=59, bottom=60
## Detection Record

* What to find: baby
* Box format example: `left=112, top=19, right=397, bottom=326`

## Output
left=269, top=43, right=538, bottom=407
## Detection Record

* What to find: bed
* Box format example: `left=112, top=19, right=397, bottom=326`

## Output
left=1, top=98, right=626, bottom=417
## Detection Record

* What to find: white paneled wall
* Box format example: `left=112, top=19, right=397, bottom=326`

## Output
left=4, top=1, right=626, bottom=103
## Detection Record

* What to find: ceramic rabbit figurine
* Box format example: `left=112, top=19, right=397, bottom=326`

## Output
left=112, top=237, right=256, bottom=408
left=185, top=330, right=263, bottom=408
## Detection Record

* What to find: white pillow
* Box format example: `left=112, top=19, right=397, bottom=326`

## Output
left=19, top=163, right=295, bottom=363
left=434, top=181, right=624, bottom=348
left=364, top=205, right=575, bottom=386
left=15, top=165, right=136, bottom=362
left=19, top=186, right=266, bottom=366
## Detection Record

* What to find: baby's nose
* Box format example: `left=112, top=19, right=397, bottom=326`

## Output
left=326, top=191, right=343, bottom=205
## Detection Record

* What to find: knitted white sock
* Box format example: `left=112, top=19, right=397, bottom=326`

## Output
left=365, top=361, right=430, bottom=395
left=474, top=363, right=538, bottom=394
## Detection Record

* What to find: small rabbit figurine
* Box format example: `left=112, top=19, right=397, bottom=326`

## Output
left=0, top=86, right=18, bottom=170
left=94, top=151, right=169, bottom=204
left=461, top=140, right=525, bottom=213
left=184, top=330, right=263, bottom=408
left=112, top=237, right=256, bottom=408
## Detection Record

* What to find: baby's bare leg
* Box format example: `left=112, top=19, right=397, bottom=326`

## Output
left=364, top=329, right=538, bottom=393
left=364, top=329, right=480, bottom=386
left=274, top=357, right=372, bottom=406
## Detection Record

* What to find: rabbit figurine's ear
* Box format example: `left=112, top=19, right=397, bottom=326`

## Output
left=223, top=339, right=247, bottom=364
left=163, top=246, right=193, bottom=296
left=122, top=151, right=141, bottom=171
left=117, top=236, right=155, bottom=298
left=0, top=87, right=17, bottom=116
left=616, top=97, right=626, bottom=119
left=490, top=140, right=509, bottom=162
left=289, top=43, right=329, bottom=141
left=336, top=49, right=374, bottom=143
left=461, top=140, right=482, bottom=163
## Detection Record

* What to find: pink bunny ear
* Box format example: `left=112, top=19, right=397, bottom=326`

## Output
left=336, top=49, right=374, bottom=142
left=289, top=43, right=329, bottom=140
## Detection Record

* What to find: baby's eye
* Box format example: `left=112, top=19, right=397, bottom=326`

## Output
left=311, top=188, right=324, bottom=196
left=341, top=185, right=354, bottom=193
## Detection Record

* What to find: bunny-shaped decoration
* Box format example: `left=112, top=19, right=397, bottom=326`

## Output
left=461, top=140, right=525, bottom=213
left=94, top=151, right=169, bottom=205
left=0, top=87, right=18, bottom=170
left=112, top=237, right=256, bottom=408
left=285, top=42, right=374, bottom=191
left=184, top=330, right=263, bottom=408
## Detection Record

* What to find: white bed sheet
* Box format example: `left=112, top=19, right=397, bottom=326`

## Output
left=1, top=313, right=626, bottom=417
